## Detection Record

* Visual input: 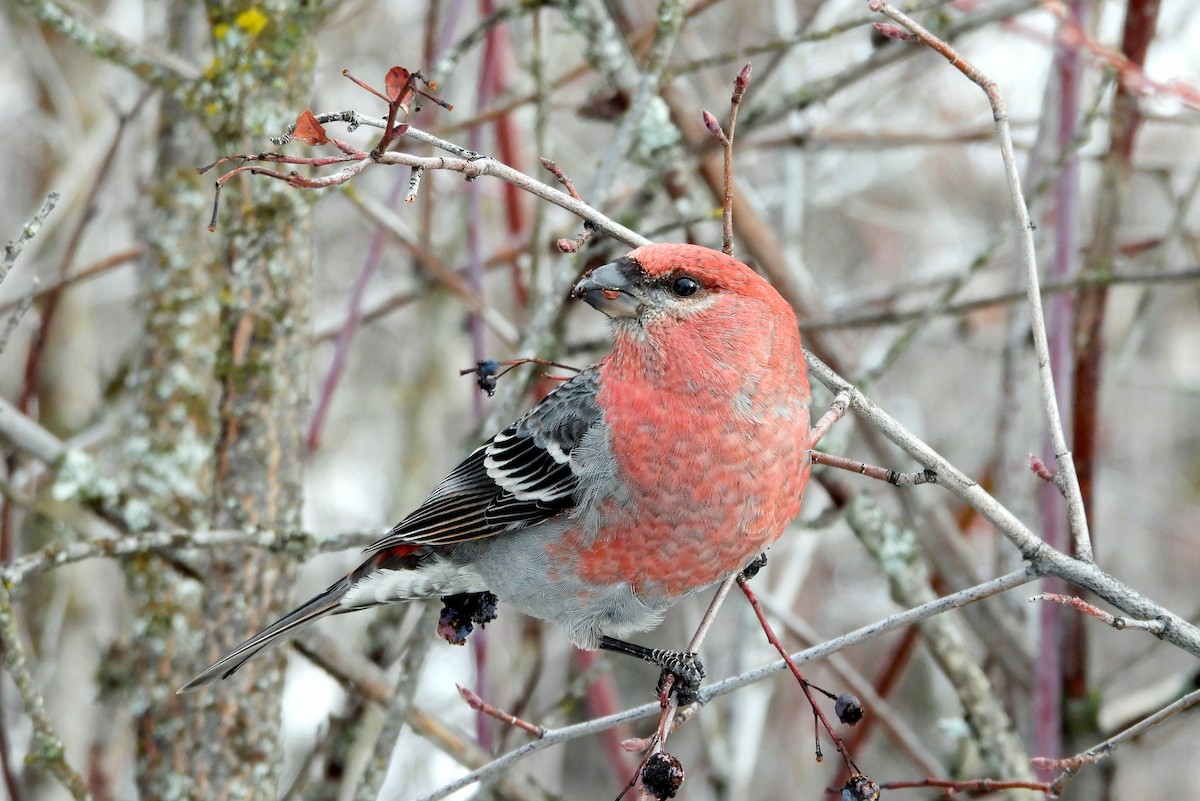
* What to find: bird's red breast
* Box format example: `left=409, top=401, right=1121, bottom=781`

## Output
left=555, top=244, right=811, bottom=599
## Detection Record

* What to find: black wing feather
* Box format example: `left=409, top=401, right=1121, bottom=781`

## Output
left=366, top=367, right=603, bottom=555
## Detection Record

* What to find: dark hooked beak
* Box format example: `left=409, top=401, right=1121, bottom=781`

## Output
left=571, top=260, right=641, bottom=319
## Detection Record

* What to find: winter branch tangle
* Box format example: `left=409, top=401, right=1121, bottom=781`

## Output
left=199, top=64, right=648, bottom=248
left=5, top=45, right=1195, bottom=799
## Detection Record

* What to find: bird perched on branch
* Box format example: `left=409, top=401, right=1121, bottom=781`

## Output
left=180, top=243, right=811, bottom=700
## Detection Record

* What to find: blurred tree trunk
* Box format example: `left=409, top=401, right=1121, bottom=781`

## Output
left=121, top=2, right=318, bottom=798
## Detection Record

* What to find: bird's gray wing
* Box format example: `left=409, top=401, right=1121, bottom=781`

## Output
left=365, top=366, right=603, bottom=554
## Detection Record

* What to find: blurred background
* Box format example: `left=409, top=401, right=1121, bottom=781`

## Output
left=0, top=0, right=1198, bottom=799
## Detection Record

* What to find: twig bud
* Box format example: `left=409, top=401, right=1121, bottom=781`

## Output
left=702, top=110, right=729, bottom=144
left=872, top=21, right=918, bottom=42
left=733, top=63, right=752, bottom=99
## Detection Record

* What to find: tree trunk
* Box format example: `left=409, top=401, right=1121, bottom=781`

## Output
left=124, top=3, right=318, bottom=797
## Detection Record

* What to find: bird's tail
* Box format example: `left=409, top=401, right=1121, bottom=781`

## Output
left=177, top=576, right=351, bottom=693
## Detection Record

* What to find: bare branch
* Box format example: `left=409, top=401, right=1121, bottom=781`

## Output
left=805, top=351, right=1200, bottom=658
left=1029, top=593, right=1168, bottom=635
left=867, top=0, right=1093, bottom=562
left=2, top=193, right=59, bottom=283
left=0, top=582, right=92, bottom=800
left=11, top=0, right=196, bottom=94
left=405, top=568, right=1036, bottom=801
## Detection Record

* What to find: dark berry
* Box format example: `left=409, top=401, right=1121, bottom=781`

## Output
left=835, top=693, right=864, bottom=725
left=642, top=752, right=684, bottom=799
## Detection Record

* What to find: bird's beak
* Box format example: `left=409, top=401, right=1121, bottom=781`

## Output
left=571, top=260, right=641, bottom=319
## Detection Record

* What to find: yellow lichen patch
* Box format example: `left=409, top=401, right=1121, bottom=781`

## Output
left=235, top=8, right=269, bottom=37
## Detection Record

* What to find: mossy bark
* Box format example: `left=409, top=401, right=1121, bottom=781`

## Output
left=122, top=2, right=320, bottom=798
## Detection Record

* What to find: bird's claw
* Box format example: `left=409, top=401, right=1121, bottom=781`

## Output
left=655, top=651, right=705, bottom=706
left=740, top=553, right=768, bottom=580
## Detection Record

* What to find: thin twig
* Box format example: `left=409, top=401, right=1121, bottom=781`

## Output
left=867, top=0, right=1093, bottom=561
left=10, top=0, right=195, bottom=95
left=880, top=777, right=1051, bottom=793
left=721, top=64, right=751, bottom=254
left=738, top=575, right=859, bottom=773
left=406, top=568, right=1036, bottom=801
left=802, top=266, right=1200, bottom=331
left=0, top=247, right=143, bottom=316
left=804, top=350, right=1200, bottom=658
left=457, top=685, right=547, bottom=738
left=1029, top=592, right=1168, bottom=634
left=755, top=595, right=945, bottom=778
left=0, top=582, right=93, bottom=800
left=0, top=279, right=38, bottom=358
left=810, top=451, right=936, bottom=487
left=0, top=526, right=377, bottom=587
left=1040, top=686, right=1200, bottom=795
left=807, top=390, right=851, bottom=447
left=345, top=190, right=520, bottom=344
left=2, top=193, right=59, bottom=283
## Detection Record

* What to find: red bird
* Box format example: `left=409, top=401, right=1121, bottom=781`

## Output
left=180, top=243, right=811, bottom=698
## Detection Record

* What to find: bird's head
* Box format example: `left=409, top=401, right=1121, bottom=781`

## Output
left=571, top=243, right=794, bottom=334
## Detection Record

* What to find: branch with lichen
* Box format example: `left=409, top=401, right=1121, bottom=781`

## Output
left=11, top=0, right=196, bottom=96
left=0, top=581, right=92, bottom=800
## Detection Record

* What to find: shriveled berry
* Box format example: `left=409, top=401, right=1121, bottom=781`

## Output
left=437, top=592, right=499, bottom=645
left=642, top=752, right=684, bottom=799
left=842, top=773, right=880, bottom=801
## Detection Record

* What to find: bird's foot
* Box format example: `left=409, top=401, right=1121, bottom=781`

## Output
left=598, top=635, right=706, bottom=705
left=740, top=553, right=768, bottom=580
left=654, top=651, right=706, bottom=706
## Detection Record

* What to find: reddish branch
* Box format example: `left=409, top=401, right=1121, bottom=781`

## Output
left=1068, top=0, right=1161, bottom=748
left=737, top=575, right=860, bottom=774
left=539, top=158, right=595, bottom=253
left=456, top=685, right=546, bottom=738
left=880, top=777, right=1052, bottom=793
left=1030, top=592, right=1167, bottom=634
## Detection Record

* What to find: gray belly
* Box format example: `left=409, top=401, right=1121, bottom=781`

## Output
left=449, top=522, right=675, bottom=649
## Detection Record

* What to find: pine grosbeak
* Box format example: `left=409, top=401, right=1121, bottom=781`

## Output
left=180, top=243, right=811, bottom=695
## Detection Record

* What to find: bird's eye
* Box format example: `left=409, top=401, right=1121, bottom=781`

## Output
left=671, top=275, right=700, bottom=297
